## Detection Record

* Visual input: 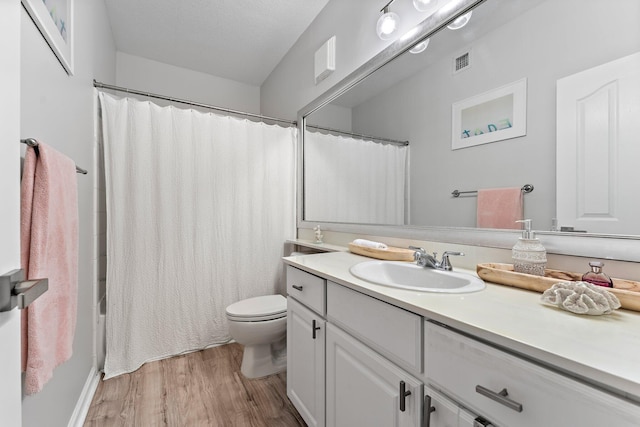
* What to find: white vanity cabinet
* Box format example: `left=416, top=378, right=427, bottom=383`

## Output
left=286, top=266, right=326, bottom=427
left=287, top=265, right=424, bottom=427
left=424, top=321, right=640, bottom=427
left=326, top=323, right=422, bottom=427
left=285, top=253, right=640, bottom=427
left=325, top=280, right=423, bottom=426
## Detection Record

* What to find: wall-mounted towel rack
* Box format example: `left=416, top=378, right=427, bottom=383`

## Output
left=452, top=184, right=533, bottom=198
left=21, top=138, right=88, bottom=174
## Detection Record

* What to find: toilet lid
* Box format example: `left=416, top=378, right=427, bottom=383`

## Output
left=226, top=294, right=287, bottom=320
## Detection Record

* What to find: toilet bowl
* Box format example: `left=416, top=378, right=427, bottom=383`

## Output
left=226, top=294, right=287, bottom=378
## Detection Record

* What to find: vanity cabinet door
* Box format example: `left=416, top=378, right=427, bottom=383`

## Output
left=424, top=386, right=486, bottom=427
left=287, top=297, right=325, bottom=427
left=425, top=321, right=640, bottom=427
left=423, top=386, right=459, bottom=427
left=326, top=323, right=422, bottom=427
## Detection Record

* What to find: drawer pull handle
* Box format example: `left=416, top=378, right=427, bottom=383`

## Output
left=292, top=285, right=304, bottom=291
left=399, top=381, right=412, bottom=412
left=312, top=319, right=321, bottom=339
left=475, top=385, right=523, bottom=413
left=423, top=395, right=436, bottom=427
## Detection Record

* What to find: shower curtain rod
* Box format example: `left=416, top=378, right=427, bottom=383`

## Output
left=305, top=124, right=409, bottom=146
left=21, top=138, right=88, bottom=174
left=93, top=80, right=297, bottom=126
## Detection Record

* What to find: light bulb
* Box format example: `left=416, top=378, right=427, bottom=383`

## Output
left=409, top=38, right=430, bottom=54
left=447, top=11, right=472, bottom=30
left=376, top=11, right=400, bottom=40
left=413, top=0, right=437, bottom=13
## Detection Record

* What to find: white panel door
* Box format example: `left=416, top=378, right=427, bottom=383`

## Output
left=0, top=0, right=22, bottom=425
left=557, top=52, right=640, bottom=234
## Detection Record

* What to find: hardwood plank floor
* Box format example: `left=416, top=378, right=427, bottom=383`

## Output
left=84, top=343, right=306, bottom=426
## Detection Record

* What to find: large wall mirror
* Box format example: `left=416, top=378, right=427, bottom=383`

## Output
left=299, top=0, right=640, bottom=260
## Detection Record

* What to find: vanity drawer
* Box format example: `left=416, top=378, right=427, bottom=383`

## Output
left=425, top=321, right=640, bottom=427
left=286, top=266, right=326, bottom=315
left=327, top=281, right=422, bottom=374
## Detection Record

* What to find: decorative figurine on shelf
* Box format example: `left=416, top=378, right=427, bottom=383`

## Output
left=314, top=225, right=324, bottom=244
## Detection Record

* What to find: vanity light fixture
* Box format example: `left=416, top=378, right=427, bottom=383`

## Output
left=376, top=0, right=400, bottom=40
left=401, top=27, right=430, bottom=54
left=409, top=38, right=430, bottom=54
left=447, top=11, right=472, bottom=30
left=413, top=0, right=438, bottom=14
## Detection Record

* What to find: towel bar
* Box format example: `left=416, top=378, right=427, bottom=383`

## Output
left=20, top=138, right=88, bottom=174
left=452, top=184, right=533, bottom=198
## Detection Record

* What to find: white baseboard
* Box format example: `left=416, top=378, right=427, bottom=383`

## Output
left=67, top=367, right=101, bottom=427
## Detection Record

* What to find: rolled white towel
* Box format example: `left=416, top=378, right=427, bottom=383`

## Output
left=352, top=239, right=388, bottom=250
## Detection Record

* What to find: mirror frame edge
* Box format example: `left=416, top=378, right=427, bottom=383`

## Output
left=295, top=0, right=640, bottom=263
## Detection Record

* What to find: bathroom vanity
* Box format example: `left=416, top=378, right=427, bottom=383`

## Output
left=284, top=251, right=640, bottom=427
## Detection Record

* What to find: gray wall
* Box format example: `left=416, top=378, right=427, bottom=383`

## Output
left=260, top=0, right=429, bottom=120
left=20, top=0, right=116, bottom=425
left=116, top=52, right=261, bottom=114
left=351, top=0, right=640, bottom=230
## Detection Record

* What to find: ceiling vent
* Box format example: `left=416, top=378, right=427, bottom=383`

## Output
left=453, top=50, right=471, bottom=74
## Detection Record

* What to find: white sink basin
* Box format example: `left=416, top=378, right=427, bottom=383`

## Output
left=349, top=260, right=485, bottom=293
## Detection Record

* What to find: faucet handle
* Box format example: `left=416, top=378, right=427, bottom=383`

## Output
left=440, top=251, right=465, bottom=271
left=409, top=246, right=425, bottom=262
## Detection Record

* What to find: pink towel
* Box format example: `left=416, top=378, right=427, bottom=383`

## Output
left=476, top=187, right=523, bottom=229
left=21, top=142, right=79, bottom=395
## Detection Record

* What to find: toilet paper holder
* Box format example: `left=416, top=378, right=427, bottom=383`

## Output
left=0, top=269, right=48, bottom=312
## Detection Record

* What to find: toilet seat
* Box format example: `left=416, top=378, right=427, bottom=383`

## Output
left=226, top=294, right=287, bottom=322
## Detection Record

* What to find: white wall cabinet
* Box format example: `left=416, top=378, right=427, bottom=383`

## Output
left=326, top=323, right=422, bottom=427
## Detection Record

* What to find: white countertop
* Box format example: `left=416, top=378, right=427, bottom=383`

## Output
left=283, top=251, right=640, bottom=403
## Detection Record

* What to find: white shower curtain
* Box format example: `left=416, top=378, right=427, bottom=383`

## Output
left=99, top=93, right=296, bottom=379
left=304, top=131, right=407, bottom=224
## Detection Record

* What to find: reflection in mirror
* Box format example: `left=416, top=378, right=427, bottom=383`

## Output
left=303, top=0, right=640, bottom=236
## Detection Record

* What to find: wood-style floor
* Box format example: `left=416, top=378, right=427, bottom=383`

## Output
left=84, top=343, right=306, bottom=426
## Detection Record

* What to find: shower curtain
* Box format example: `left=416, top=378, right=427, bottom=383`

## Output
left=304, top=131, right=407, bottom=224
left=98, top=93, right=296, bottom=379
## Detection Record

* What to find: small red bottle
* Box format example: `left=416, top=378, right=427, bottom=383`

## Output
left=582, top=261, right=613, bottom=288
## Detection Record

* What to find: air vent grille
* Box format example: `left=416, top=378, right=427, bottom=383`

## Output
left=455, top=52, right=470, bottom=72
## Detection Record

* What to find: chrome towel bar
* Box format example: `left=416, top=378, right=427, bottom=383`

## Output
left=21, top=138, right=88, bottom=174
left=452, top=184, right=533, bottom=198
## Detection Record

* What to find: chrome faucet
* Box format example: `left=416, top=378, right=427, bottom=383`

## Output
left=409, top=246, right=464, bottom=271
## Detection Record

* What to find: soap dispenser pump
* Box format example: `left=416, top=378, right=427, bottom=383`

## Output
left=512, top=219, right=547, bottom=276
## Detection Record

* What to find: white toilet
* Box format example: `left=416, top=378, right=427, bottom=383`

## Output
left=226, top=294, right=287, bottom=379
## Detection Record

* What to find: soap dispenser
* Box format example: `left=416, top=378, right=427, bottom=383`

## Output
left=512, top=219, right=547, bottom=276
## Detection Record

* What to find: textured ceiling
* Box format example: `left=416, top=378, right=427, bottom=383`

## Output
left=105, top=0, right=331, bottom=86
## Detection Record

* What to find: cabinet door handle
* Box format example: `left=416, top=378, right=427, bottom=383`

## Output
left=312, top=319, right=321, bottom=339
left=475, top=385, right=523, bottom=412
left=399, top=381, right=412, bottom=412
left=292, top=285, right=303, bottom=291
left=423, top=395, right=436, bottom=427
